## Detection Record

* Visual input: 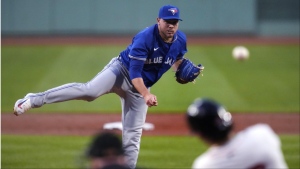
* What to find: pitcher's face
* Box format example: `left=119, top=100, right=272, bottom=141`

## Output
left=157, top=18, right=179, bottom=41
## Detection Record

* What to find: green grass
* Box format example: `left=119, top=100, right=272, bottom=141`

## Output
left=1, top=44, right=299, bottom=113
left=281, top=135, right=300, bottom=168
left=1, top=135, right=88, bottom=168
left=1, top=135, right=299, bottom=169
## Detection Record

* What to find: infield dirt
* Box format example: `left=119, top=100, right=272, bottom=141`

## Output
left=2, top=113, right=299, bottom=136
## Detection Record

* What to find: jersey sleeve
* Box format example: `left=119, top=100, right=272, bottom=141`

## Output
left=178, top=43, right=187, bottom=60
left=177, top=31, right=187, bottom=60
left=129, top=33, right=150, bottom=61
left=128, top=32, right=151, bottom=80
left=255, top=124, right=288, bottom=169
left=245, top=124, right=288, bottom=169
left=192, top=154, right=212, bottom=169
left=129, top=59, right=144, bottom=80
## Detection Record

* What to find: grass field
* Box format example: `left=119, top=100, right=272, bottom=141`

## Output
left=1, top=44, right=299, bottom=113
left=1, top=135, right=299, bottom=169
left=1, top=44, right=299, bottom=168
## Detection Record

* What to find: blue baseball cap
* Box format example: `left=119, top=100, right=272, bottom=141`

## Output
left=158, top=5, right=182, bottom=21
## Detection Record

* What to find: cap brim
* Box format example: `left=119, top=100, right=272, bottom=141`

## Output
left=161, top=17, right=182, bottom=21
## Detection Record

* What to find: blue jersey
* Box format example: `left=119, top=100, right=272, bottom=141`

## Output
left=119, top=24, right=187, bottom=88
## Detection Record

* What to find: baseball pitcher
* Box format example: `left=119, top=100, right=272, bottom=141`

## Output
left=14, top=5, right=204, bottom=169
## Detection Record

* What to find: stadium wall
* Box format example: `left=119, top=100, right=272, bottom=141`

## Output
left=1, top=0, right=299, bottom=37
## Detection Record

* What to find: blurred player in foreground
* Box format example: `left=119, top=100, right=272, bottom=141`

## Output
left=85, top=131, right=131, bottom=169
left=186, top=98, right=288, bottom=169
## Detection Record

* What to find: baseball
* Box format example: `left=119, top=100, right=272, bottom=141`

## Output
left=232, top=46, right=249, bottom=61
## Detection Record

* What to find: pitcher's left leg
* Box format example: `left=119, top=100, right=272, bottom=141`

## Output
left=120, top=90, right=148, bottom=169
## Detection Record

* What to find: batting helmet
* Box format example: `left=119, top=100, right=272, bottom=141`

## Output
left=186, top=98, right=233, bottom=142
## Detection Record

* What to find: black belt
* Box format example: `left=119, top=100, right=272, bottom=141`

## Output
left=117, top=55, right=121, bottom=61
left=117, top=55, right=124, bottom=65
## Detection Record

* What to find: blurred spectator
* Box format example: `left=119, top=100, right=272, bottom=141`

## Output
left=86, top=131, right=130, bottom=169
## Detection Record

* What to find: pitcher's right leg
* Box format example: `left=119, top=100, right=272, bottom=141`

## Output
left=13, top=58, right=121, bottom=116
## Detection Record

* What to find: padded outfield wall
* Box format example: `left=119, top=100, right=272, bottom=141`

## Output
left=2, top=0, right=299, bottom=37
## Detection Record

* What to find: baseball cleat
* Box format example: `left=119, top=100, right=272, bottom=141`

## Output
left=14, top=98, right=32, bottom=116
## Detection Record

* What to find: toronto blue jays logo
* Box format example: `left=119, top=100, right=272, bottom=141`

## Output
left=168, top=8, right=178, bottom=15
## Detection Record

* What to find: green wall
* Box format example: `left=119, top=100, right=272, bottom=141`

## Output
left=1, top=0, right=299, bottom=37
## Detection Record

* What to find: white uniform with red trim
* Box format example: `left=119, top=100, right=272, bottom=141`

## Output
left=192, top=124, right=288, bottom=169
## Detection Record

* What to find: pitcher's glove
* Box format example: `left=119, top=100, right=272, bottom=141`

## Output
left=175, top=58, right=204, bottom=84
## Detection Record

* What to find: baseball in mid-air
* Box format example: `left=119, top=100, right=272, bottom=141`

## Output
left=232, top=46, right=249, bottom=61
